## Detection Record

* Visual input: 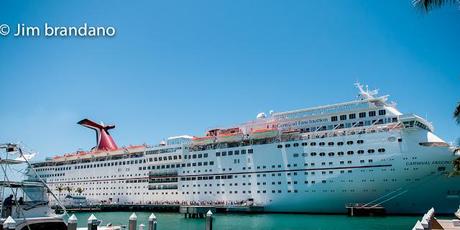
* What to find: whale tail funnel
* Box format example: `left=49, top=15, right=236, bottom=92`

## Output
left=78, top=119, right=118, bottom=151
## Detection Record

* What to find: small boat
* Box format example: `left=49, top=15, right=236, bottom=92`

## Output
left=192, top=136, right=216, bottom=145
left=249, top=128, right=279, bottom=140
left=217, top=128, right=243, bottom=143
left=192, top=129, right=220, bottom=145
left=0, top=143, right=68, bottom=230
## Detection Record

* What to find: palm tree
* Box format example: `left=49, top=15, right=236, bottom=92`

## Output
left=75, top=187, right=84, bottom=196
left=454, top=102, right=460, bottom=124
left=65, top=186, right=73, bottom=195
left=56, top=185, right=64, bottom=197
left=412, top=0, right=459, bottom=12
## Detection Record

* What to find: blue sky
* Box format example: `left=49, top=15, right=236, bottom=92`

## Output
left=0, top=1, right=459, bottom=159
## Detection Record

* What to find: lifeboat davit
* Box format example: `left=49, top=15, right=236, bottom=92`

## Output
left=249, top=128, right=279, bottom=140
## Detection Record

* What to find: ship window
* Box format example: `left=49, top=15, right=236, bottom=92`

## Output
left=310, top=152, right=317, bottom=156
left=337, top=151, right=344, bottom=156
left=331, top=116, right=338, bottom=122
left=248, top=149, right=254, bottom=154
left=285, top=144, right=291, bottom=148
left=222, top=152, right=227, bottom=156
left=294, top=143, right=299, bottom=147
left=337, top=142, right=343, bottom=146
left=310, top=142, right=316, bottom=146
left=234, top=150, right=239, bottom=155
left=319, top=142, right=325, bottom=146
left=293, top=153, right=299, bottom=157
left=357, top=150, right=364, bottom=154
left=378, top=148, right=386, bottom=153
left=369, top=111, right=376, bottom=117
left=359, top=112, right=366, bottom=118
left=228, top=151, right=233, bottom=156
left=319, top=152, right=325, bottom=156
left=210, top=161, right=214, bottom=165
left=301, top=142, right=308, bottom=146
left=357, top=140, right=364, bottom=144
left=198, top=154, right=202, bottom=158
left=340, top=115, right=347, bottom=120
left=346, top=141, right=353, bottom=145
left=204, top=153, right=208, bottom=158
left=241, top=150, right=246, bottom=154
left=216, top=152, right=220, bottom=157
left=347, top=151, right=354, bottom=155
left=192, top=154, right=197, bottom=159
left=328, top=152, right=334, bottom=156
left=349, top=114, right=356, bottom=119
left=368, top=149, right=375, bottom=153
left=379, top=110, right=386, bottom=116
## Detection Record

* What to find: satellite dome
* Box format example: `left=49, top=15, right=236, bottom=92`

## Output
left=256, top=112, right=266, bottom=119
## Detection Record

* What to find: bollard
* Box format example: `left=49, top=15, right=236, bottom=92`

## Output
left=139, top=224, right=145, bottom=230
left=129, top=212, right=137, bottom=230
left=205, top=210, right=213, bottom=230
left=3, top=216, right=16, bottom=230
left=68, top=214, right=78, bottom=230
left=148, top=213, right=157, bottom=230
left=87, top=214, right=98, bottom=230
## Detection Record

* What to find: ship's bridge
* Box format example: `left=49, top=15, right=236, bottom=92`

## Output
left=399, top=114, right=434, bottom=132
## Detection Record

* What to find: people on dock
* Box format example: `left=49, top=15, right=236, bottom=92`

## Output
left=2, top=194, right=14, bottom=217
left=18, top=197, right=24, bottom=205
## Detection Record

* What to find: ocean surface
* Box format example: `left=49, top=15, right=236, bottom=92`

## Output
left=71, top=211, right=423, bottom=230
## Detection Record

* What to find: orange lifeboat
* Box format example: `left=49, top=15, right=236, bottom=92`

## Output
left=192, top=136, right=216, bottom=145
left=192, top=129, right=219, bottom=145
left=249, top=128, right=279, bottom=140
left=217, top=128, right=244, bottom=143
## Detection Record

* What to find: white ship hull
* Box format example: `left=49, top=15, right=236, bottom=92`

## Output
left=28, top=85, right=460, bottom=214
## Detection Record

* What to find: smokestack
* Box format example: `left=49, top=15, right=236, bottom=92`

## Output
left=77, top=119, right=118, bottom=151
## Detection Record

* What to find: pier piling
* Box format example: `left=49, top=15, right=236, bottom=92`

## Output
left=68, top=214, right=77, bottom=230
left=129, top=212, right=138, bottom=230
left=139, top=224, right=145, bottom=230
left=148, top=213, right=157, bottom=230
left=87, top=214, right=98, bottom=230
left=205, top=210, right=213, bottom=230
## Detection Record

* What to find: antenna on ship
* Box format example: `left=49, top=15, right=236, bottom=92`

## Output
left=355, top=82, right=379, bottom=100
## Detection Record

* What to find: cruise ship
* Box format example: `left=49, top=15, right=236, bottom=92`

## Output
left=27, top=83, right=460, bottom=214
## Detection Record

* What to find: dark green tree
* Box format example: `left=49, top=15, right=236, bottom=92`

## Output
left=413, top=0, right=459, bottom=12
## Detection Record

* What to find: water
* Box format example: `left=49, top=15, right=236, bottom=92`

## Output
left=71, top=212, right=420, bottom=230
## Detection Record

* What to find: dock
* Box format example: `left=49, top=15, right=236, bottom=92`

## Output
left=54, top=204, right=180, bottom=213
left=346, top=203, right=386, bottom=216
left=412, top=207, right=460, bottom=230
left=55, top=203, right=264, bottom=215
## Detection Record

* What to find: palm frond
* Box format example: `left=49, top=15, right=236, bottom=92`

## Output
left=454, top=102, right=460, bottom=124
left=412, top=0, right=459, bottom=12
